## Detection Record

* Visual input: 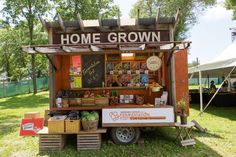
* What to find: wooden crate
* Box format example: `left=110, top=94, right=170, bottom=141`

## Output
left=77, top=134, right=101, bottom=151
left=65, top=119, right=81, bottom=133
left=39, top=134, right=65, bottom=151
left=24, top=112, right=40, bottom=119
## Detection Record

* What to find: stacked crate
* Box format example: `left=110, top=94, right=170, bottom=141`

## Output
left=77, top=133, right=101, bottom=151
left=39, top=134, right=65, bottom=151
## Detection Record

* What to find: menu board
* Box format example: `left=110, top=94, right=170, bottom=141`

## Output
left=82, top=54, right=105, bottom=88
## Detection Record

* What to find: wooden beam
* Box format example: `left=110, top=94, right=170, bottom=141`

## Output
left=98, top=13, right=102, bottom=29
left=46, top=54, right=57, bottom=71
left=38, top=16, right=48, bottom=32
left=156, top=7, right=160, bottom=28
left=77, top=12, right=84, bottom=30
left=35, top=47, right=60, bottom=53
left=22, top=47, right=36, bottom=54
left=90, top=45, right=103, bottom=51
left=62, top=46, right=90, bottom=52
left=173, top=8, right=180, bottom=32
left=57, top=13, right=66, bottom=32
left=136, top=9, right=140, bottom=28
left=119, top=44, right=145, bottom=51
left=117, top=9, right=121, bottom=30
left=160, top=43, right=175, bottom=50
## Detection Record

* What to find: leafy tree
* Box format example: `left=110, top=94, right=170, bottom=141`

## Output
left=2, top=0, right=51, bottom=94
left=0, top=23, right=48, bottom=81
left=225, top=0, right=236, bottom=19
left=130, top=0, right=216, bottom=40
left=188, top=60, right=199, bottom=68
left=53, top=0, right=119, bottom=20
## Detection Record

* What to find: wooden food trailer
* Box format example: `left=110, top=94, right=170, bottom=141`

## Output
left=22, top=10, right=190, bottom=148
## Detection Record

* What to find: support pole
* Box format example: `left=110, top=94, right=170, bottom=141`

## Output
left=199, top=71, right=203, bottom=112
left=199, top=65, right=236, bottom=116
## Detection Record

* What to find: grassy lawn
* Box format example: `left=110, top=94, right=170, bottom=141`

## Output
left=0, top=91, right=236, bottom=157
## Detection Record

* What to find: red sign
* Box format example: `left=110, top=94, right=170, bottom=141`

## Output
left=19, top=118, right=44, bottom=136
left=72, top=55, right=81, bottom=67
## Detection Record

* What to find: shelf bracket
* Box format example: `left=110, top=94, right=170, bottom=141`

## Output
left=46, top=54, right=57, bottom=71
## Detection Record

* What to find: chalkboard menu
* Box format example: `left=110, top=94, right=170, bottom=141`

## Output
left=82, top=54, right=105, bottom=88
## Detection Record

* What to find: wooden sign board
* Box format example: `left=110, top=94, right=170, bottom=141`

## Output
left=82, top=54, right=105, bottom=88
left=102, top=108, right=174, bottom=127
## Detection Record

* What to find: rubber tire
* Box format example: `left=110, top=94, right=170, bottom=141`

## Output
left=111, top=127, right=140, bottom=145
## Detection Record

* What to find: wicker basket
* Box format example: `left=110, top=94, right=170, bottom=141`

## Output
left=48, top=116, right=67, bottom=133
left=65, top=118, right=81, bottom=133
left=81, top=97, right=95, bottom=106
left=81, top=120, right=98, bottom=131
left=95, top=97, right=109, bottom=106
left=69, top=98, right=82, bottom=106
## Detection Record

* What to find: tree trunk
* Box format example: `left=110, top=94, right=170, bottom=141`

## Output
left=28, top=0, right=37, bottom=95
left=31, top=54, right=37, bottom=94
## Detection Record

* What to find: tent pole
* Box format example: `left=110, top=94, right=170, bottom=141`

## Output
left=199, top=65, right=236, bottom=116
left=199, top=71, right=203, bottom=112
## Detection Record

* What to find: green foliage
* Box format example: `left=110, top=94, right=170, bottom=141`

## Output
left=188, top=60, right=199, bottom=68
left=1, top=0, right=50, bottom=85
left=177, top=98, right=186, bottom=110
left=130, top=0, right=216, bottom=40
left=225, top=0, right=236, bottom=19
left=0, top=24, right=48, bottom=81
left=53, top=0, right=119, bottom=20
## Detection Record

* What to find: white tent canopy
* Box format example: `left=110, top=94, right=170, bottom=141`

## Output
left=189, top=42, right=236, bottom=77
left=188, top=42, right=236, bottom=113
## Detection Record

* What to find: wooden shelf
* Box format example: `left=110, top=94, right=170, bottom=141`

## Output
left=70, top=86, right=147, bottom=91
left=50, top=106, right=102, bottom=111
left=50, top=104, right=173, bottom=110
left=38, top=127, right=107, bottom=135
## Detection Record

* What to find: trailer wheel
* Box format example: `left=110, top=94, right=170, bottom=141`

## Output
left=111, top=127, right=140, bottom=145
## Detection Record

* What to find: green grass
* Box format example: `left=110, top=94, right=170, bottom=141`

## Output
left=0, top=91, right=236, bottom=157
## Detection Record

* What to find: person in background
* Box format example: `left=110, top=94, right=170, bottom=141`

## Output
left=221, top=76, right=229, bottom=92
left=209, top=80, right=216, bottom=94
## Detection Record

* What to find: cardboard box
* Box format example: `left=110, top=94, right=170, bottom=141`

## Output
left=24, top=112, right=40, bottom=119
left=44, top=110, right=50, bottom=126
left=65, top=119, right=81, bottom=133
left=48, top=115, right=67, bottom=133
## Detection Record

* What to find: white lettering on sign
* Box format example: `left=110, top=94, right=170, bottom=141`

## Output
left=61, top=31, right=161, bottom=44
left=108, top=33, right=116, bottom=43
left=61, top=34, right=69, bottom=44
left=81, top=34, right=91, bottom=44
left=93, top=33, right=100, bottom=43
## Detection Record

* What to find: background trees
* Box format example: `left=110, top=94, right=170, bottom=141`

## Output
left=0, top=0, right=217, bottom=94
left=130, top=0, right=216, bottom=40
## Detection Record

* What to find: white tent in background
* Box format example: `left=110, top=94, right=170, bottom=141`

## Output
left=188, top=42, right=236, bottom=114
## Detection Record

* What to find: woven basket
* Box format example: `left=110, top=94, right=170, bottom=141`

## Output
left=81, top=120, right=98, bottom=131
left=95, top=97, right=109, bottom=106
left=69, top=98, right=82, bottom=106
left=81, top=98, right=95, bottom=106
left=65, top=119, right=81, bottom=133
